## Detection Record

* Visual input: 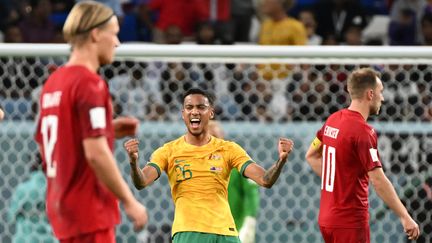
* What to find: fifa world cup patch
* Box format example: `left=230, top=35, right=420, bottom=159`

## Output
left=369, top=148, right=379, bottom=162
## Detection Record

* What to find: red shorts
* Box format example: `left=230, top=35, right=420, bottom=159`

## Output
left=60, top=228, right=115, bottom=243
left=319, top=225, right=370, bottom=243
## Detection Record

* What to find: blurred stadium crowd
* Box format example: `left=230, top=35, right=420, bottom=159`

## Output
left=1, top=0, right=432, bottom=46
left=1, top=0, right=432, bottom=123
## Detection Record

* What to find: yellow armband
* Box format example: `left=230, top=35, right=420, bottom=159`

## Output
left=311, top=137, right=322, bottom=150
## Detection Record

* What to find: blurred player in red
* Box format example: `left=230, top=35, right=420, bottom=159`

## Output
left=34, top=1, right=147, bottom=242
left=306, top=67, right=420, bottom=243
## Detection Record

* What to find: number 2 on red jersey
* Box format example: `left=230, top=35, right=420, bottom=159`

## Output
left=41, top=115, right=58, bottom=178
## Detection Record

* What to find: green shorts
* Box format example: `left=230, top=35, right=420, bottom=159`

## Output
left=172, top=231, right=240, bottom=243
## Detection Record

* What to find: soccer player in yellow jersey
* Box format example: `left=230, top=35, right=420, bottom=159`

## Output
left=124, top=88, right=294, bottom=243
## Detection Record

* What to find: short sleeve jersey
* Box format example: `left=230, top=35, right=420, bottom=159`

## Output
left=34, top=65, right=119, bottom=239
left=148, top=136, right=254, bottom=236
left=316, top=109, right=382, bottom=228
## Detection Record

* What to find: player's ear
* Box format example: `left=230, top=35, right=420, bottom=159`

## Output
left=90, top=28, right=100, bottom=42
left=210, top=107, right=215, bottom=119
left=367, top=89, right=374, bottom=100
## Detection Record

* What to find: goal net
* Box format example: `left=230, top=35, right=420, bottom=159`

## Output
left=0, top=44, right=431, bottom=243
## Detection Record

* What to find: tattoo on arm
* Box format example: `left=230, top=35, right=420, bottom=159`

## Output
left=130, top=162, right=145, bottom=189
left=263, top=159, right=285, bottom=188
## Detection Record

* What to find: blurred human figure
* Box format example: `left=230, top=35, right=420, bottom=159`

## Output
left=259, top=0, right=307, bottom=45
left=421, top=12, right=432, bottom=45
left=18, top=0, right=56, bottom=43
left=314, top=0, right=369, bottom=43
left=7, top=153, right=58, bottom=243
left=298, top=9, right=322, bottom=45
left=343, top=24, right=363, bottom=45
left=34, top=1, right=147, bottom=242
left=306, top=67, right=420, bottom=242
left=231, top=0, right=255, bottom=42
left=196, top=22, right=217, bottom=44
left=164, top=25, right=183, bottom=44
left=208, top=120, right=260, bottom=243
left=194, top=0, right=233, bottom=44
left=389, top=8, right=418, bottom=45
left=0, top=107, right=4, bottom=120
left=149, top=0, right=195, bottom=43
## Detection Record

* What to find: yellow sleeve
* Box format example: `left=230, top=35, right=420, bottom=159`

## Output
left=148, top=145, right=169, bottom=178
left=228, top=142, right=254, bottom=177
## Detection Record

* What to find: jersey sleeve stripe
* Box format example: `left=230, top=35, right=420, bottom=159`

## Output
left=147, top=162, right=161, bottom=180
left=240, top=160, right=254, bottom=178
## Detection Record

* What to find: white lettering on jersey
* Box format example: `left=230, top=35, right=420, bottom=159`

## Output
left=89, top=107, right=106, bottom=129
left=369, top=148, right=379, bottom=162
left=324, top=126, right=339, bottom=139
left=42, top=91, right=62, bottom=109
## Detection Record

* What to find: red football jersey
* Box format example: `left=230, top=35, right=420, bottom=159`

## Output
left=34, top=65, right=119, bottom=239
left=316, top=109, right=382, bottom=228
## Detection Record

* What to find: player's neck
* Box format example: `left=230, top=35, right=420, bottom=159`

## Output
left=67, top=46, right=100, bottom=73
left=348, top=101, right=369, bottom=121
left=184, top=133, right=212, bottom=147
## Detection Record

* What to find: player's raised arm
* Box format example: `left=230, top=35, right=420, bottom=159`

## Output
left=124, top=138, right=159, bottom=189
left=305, top=137, right=323, bottom=177
left=244, top=137, right=293, bottom=188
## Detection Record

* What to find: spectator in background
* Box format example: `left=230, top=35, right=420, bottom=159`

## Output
left=259, top=0, right=307, bottom=45
left=19, top=0, right=56, bottom=43
left=231, top=0, right=256, bottom=42
left=208, top=120, right=260, bottom=243
left=298, top=9, right=322, bottom=45
left=0, top=107, right=4, bottom=120
left=390, top=0, right=426, bottom=43
left=389, top=8, right=418, bottom=45
left=76, top=0, right=124, bottom=20
left=314, top=0, right=369, bottom=43
left=7, top=153, right=58, bottom=243
left=194, top=0, right=234, bottom=44
left=0, top=0, right=20, bottom=31
left=196, top=22, right=217, bottom=44
left=135, top=0, right=154, bottom=42
left=149, top=0, right=195, bottom=43
left=164, top=25, right=183, bottom=44
left=420, top=13, right=432, bottom=45
left=342, top=23, right=363, bottom=45
left=3, top=25, right=23, bottom=43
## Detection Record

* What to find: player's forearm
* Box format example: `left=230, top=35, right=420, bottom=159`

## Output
left=84, top=140, right=135, bottom=204
left=372, top=175, right=410, bottom=219
left=262, top=159, right=286, bottom=188
left=129, top=161, right=146, bottom=190
left=305, top=145, right=322, bottom=177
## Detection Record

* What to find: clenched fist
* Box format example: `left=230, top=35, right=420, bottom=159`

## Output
left=278, top=137, right=294, bottom=162
left=123, top=138, right=140, bottom=164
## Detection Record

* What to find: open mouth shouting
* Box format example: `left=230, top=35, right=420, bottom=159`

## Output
left=190, top=118, right=201, bottom=129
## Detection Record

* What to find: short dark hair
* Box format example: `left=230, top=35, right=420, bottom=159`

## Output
left=182, top=88, right=215, bottom=106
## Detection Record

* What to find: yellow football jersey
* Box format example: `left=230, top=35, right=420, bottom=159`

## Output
left=148, top=136, right=254, bottom=236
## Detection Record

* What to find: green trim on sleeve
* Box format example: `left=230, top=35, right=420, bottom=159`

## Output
left=240, top=160, right=254, bottom=178
left=147, top=162, right=161, bottom=180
